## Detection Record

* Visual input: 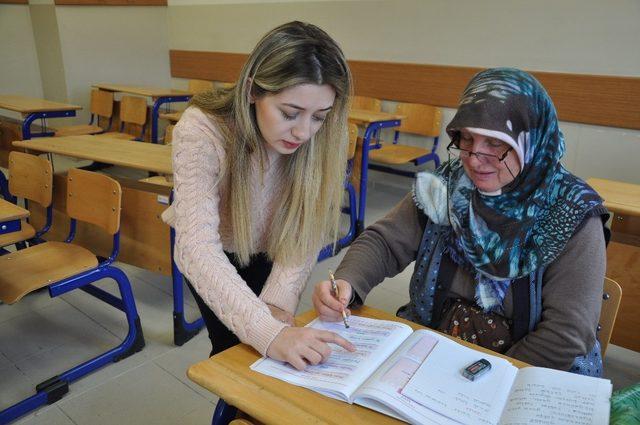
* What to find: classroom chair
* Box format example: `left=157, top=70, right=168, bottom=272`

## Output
left=164, top=124, right=174, bottom=144
left=0, top=168, right=145, bottom=424
left=0, top=152, right=53, bottom=252
left=318, top=122, right=358, bottom=261
left=368, top=102, right=442, bottom=178
left=351, top=95, right=382, bottom=112
left=138, top=174, right=173, bottom=187
left=215, top=81, right=235, bottom=89
left=189, top=79, right=215, bottom=94
left=598, top=277, right=622, bottom=357
left=95, top=95, right=147, bottom=141
left=54, top=89, right=114, bottom=136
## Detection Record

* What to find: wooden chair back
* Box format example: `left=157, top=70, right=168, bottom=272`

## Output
left=216, top=81, right=235, bottom=89
left=90, top=89, right=114, bottom=119
left=351, top=95, right=381, bottom=112
left=8, top=151, right=52, bottom=207
left=599, top=277, right=622, bottom=356
left=164, top=124, right=174, bottom=145
left=394, top=102, right=442, bottom=137
left=347, top=122, right=358, bottom=160
left=188, top=79, right=214, bottom=94
left=66, top=168, right=122, bottom=235
left=120, top=95, right=147, bottom=126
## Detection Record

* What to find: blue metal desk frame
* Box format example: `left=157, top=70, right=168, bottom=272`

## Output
left=151, top=96, right=191, bottom=144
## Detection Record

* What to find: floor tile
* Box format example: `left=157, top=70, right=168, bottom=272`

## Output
left=58, top=362, right=214, bottom=425
left=0, top=301, right=116, bottom=363
left=14, top=406, right=75, bottom=425
left=0, top=364, right=38, bottom=412
left=0, top=290, right=65, bottom=326
left=153, top=333, right=218, bottom=402
left=178, top=403, right=217, bottom=425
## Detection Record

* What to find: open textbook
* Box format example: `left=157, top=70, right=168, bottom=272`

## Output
left=251, top=316, right=612, bottom=425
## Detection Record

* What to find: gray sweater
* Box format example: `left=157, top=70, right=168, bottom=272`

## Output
left=335, top=194, right=606, bottom=370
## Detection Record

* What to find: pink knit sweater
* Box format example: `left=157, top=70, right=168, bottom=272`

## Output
left=162, top=107, right=316, bottom=356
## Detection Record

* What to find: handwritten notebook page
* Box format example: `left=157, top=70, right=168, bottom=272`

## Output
left=498, top=367, right=612, bottom=425
left=250, top=316, right=412, bottom=401
left=400, top=332, right=518, bottom=425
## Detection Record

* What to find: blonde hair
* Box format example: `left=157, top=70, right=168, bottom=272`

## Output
left=191, top=21, right=352, bottom=266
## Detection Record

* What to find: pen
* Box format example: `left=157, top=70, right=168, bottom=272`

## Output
left=329, top=270, right=350, bottom=329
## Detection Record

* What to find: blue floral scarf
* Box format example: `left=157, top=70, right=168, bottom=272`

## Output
left=414, top=68, right=605, bottom=312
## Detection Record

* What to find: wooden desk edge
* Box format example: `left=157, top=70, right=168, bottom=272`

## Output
left=187, top=306, right=529, bottom=424
left=12, top=139, right=173, bottom=175
left=0, top=199, right=30, bottom=221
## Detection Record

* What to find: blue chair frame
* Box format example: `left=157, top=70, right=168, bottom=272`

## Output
left=0, top=174, right=145, bottom=424
left=368, top=129, right=441, bottom=178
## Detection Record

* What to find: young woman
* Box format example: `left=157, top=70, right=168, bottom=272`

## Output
left=164, top=21, right=355, bottom=370
left=313, top=68, right=609, bottom=376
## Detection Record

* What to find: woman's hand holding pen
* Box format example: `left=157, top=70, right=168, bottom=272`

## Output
left=267, top=327, right=356, bottom=371
left=312, top=278, right=353, bottom=322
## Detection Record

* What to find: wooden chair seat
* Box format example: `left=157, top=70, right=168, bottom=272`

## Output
left=0, top=241, right=99, bottom=304
left=369, top=144, right=430, bottom=165
left=95, top=132, right=136, bottom=141
left=55, top=124, right=103, bottom=137
left=0, top=220, right=35, bottom=246
left=599, top=277, right=622, bottom=356
left=139, top=175, right=173, bottom=187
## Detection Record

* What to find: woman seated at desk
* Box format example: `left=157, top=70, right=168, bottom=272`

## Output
left=314, top=68, right=609, bottom=376
left=164, top=21, right=354, bottom=370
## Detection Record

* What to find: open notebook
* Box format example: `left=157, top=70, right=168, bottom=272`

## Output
left=251, top=316, right=612, bottom=425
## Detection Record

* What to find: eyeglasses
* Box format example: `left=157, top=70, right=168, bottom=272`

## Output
left=446, top=141, right=512, bottom=166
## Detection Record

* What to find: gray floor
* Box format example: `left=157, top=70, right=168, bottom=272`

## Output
left=1, top=158, right=639, bottom=424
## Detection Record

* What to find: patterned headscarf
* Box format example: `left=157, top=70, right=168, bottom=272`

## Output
left=414, top=68, right=606, bottom=311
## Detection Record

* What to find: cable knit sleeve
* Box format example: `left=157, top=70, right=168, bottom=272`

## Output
left=259, top=255, right=317, bottom=314
left=170, top=107, right=287, bottom=356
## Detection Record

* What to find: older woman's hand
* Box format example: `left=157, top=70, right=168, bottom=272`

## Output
left=312, top=279, right=352, bottom=322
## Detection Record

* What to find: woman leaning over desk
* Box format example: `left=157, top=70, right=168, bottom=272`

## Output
left=163, top=21, right=355, bottom=370
left=314, top=68, right=609, bottom=376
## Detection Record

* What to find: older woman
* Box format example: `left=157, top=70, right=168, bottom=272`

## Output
left=313, top=68, right=609, bottom=376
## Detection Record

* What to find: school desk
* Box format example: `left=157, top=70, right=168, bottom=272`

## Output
left=0, top=95, right=81, bottom=140
left=0, top=198, right=29, bottom=236
left=92, top=84, right=192, bottom=144
left=12, top=136, right=200, bottom=346
left=587, top=177, right=640, bottom=352
left=187, top=305, right=528, bottom=425
left=13, top=135, right=172, bottom=174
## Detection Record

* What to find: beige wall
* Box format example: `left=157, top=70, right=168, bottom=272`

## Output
left=168, top=0, right=640, bottom=75
left=0, top=5, right=43, bottom=120
left=167, top=0, right=640, bottom=184
left=56, top=6, right=172, bottom=124
left=3, top=0, right=639, bottom=183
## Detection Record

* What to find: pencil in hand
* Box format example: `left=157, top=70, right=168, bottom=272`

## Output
left=329, top=270, right=350, bottom=329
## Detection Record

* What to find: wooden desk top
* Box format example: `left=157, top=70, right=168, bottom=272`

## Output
left=0, top=95, right=81, bottom=114
left=13, top=136, right=172, bottom=174
left=588, top=178, right=640, bottom=216
left=187, top=306, right=528, bottom=425
left=92, top=83, right=192, bottom=98
left=348, top=109, right=404, bottom=125
left=0, top=199, right=29, bottom=222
